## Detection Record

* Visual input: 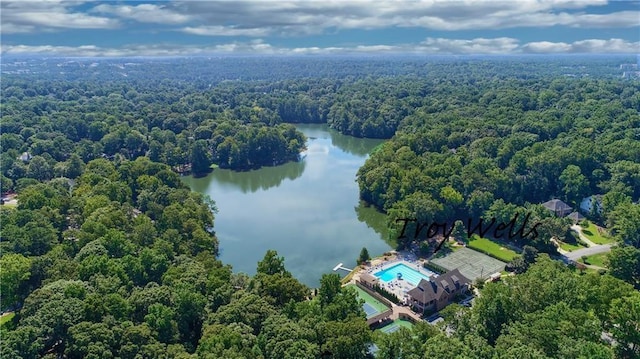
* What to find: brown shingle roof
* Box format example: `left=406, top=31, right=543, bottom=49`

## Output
left=407, top=268, right=469, bottom=304
left=359, top=272, right=379, bottom=286
left=542, top=199, right=572, bottom=216
left=567, top=211, right=586, bottom=223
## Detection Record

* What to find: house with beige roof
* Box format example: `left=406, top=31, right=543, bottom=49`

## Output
left=407, top=268, right=470, bottom=315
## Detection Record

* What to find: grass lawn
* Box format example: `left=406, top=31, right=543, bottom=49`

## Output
left=558, top=240, right=587, bottom=252
left=0, top=312, right=15, bottom=327
left=579, top=252, right=609, bottom=268
left=580, top=221, right=615, bottom=245
left=448, top=240, right=463, bottom=251
left=468, top=236, right=518, bottom=262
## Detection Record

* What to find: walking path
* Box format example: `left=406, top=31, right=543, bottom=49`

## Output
left=570, top=224, right=598, bottom=247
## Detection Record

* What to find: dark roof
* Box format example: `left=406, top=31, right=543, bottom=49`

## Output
left=542, top=199, right=572, bottom=212
left=567, top=211, right=586, bottom=222
left=407, top=268, right=470, bottom=304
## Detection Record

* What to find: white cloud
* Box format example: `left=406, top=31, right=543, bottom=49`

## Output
left=1, top=40, right=280, bottom=57
left=3, top=37, right=638, bottom=57
left=182, top=26, right=271, bottom=37
left=91, top=4, right=191, bottom=25
left=1, top=0, right=119, bottom=33
left=521, top=41, right=573, bottom=53
left=156, top=0, right=639, bottom=35
left=2, top=0, right=637, bottom=40
left=416, top=37, right=521, bottom=54
left=523, top=38, right=640, bottom=53
left=44, top=0, right=635, bottom=37
left=15, top=11, right=118, bottom=29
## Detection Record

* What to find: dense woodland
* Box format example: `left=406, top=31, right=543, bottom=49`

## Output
left=1, top=56, right=639, bottom=358
left=0, top=158, right=370, bottom=358
left=356, top=74, right=640, bottom=253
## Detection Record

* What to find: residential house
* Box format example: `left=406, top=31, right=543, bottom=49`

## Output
left=580, top=195, right=602, bottom=215
left=407, top=268, right=470, bottom=314
left=17, top=152, right=32, bottom=162
left=541, top=199, right=573, bottom=217
left=567, top=211, right=586, bottom=224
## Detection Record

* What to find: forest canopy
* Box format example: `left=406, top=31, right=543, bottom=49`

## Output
left=1, top=55, right=639, bottom=358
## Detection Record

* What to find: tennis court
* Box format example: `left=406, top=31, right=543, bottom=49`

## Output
left=346, top=284, right=390, bottom=319
left=378, top=319, right=414, bottom=334
left=431, top=247, right=505, bottom=280
left=363, top=303, right=378, bottom=317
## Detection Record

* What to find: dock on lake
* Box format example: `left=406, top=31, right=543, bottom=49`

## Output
left=333, top=263, right=353, bottom=272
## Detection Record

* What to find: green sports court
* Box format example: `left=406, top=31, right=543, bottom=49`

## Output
left=431, top=247, right=506, bottom=280
left=377, top=319, right=414, bottom=333
left=345, top=284, right=390, bottom=319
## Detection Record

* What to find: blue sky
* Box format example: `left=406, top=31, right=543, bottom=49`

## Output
left=1, top=0, right=639, bottom=56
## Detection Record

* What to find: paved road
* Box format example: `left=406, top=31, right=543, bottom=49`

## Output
left=564, top=244, right=612, bottom=261
left=563, top=224, right=614, bottom=261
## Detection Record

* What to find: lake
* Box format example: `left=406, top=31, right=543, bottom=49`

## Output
left=182, top=124, right=392, bottom=287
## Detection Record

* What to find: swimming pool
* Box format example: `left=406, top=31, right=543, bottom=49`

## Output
left=374, top=263, right=435, bottom=286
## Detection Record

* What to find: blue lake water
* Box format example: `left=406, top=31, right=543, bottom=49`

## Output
left=182, top=124, right=392, bottom=287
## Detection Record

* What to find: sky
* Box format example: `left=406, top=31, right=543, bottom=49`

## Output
left=1, top=0, right=639, bottom=57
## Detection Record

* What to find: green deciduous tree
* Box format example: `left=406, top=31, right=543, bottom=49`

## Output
left=321, top=317, right=371, bottom=359
left=145, top=303, right=178, bottom=343
left=609, top=203, right=640, bottom=248
left=190, top=139, right=212, bottom=175
left=257, top=250, right=287, bottom=276
left=0, top=253, right=31, bottom=310
left=609, top=292, right=640, bottom=358
left=25, top=156, right=53, bottom=181
left=559, top=164, right=589, bottom=205
left=607, top=245, right=640, bottom=289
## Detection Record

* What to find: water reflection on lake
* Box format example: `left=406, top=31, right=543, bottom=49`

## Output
left=182, top=124, right=391, bottom=287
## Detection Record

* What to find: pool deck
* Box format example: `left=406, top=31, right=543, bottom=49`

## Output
left=345, top=251, right=437, bottom=323
left=364, top=256, right=437, bottom=303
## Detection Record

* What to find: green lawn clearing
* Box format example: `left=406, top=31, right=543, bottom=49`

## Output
left=558, top=240, right=587, bottom=252
left=0, top=312, right=15, bottom=327
left=468, top=236, right=518, bottom=262
left=579, top=252, right=609, bottom=268
left=580, top=221, right=615, bottom=245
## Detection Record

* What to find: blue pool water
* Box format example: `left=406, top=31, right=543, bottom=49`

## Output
left=374, top=263, right=435, bottom=286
